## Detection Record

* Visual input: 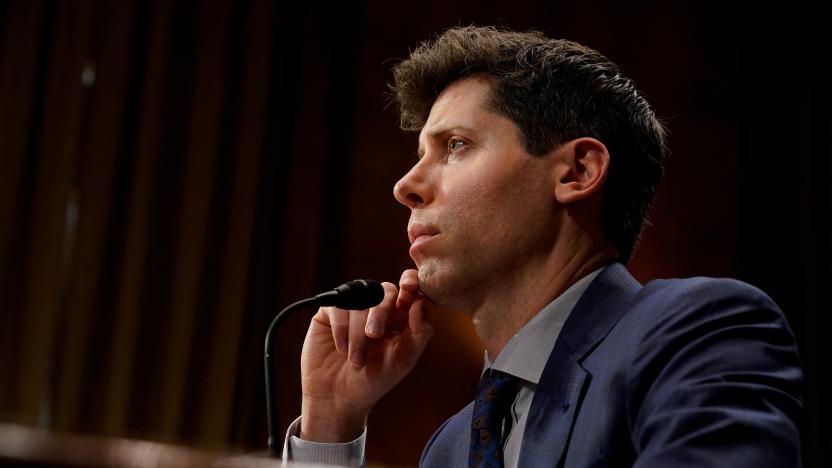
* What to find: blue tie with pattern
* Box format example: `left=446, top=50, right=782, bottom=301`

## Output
left=469, top=368, right=520, bottom=468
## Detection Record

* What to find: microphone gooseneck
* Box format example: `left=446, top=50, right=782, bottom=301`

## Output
left=264, top=279, right=384, bottom=457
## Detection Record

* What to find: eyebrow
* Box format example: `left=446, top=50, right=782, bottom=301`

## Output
left=416, top=125, right=481, bottom=158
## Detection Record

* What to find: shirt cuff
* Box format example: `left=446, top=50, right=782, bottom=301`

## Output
left=282, top=416, right=366, bottom=467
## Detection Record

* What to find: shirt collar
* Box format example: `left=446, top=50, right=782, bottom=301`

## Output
left=483, top=267, right=604, bottom=384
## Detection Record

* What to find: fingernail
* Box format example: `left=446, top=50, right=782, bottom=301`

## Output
left=352, top=349, right=366, bottom=367
left=367, top=322, right=383, bottom=337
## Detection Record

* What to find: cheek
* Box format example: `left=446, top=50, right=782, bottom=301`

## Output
left=443, top=176, right=498, bottom=229
left=451, top=179, right=537, bottom=242
left=437, top=157, right=553, bottom=243
left=485, top=183, right=554, bottom=247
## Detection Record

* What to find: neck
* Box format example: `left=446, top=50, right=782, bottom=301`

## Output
left=471, top=237, right=616, bottom=360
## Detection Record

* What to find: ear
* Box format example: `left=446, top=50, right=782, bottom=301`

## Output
left=552, top=137, right=610, bottom=204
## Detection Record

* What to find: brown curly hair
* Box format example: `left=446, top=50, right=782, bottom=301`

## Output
left=390, top=26, right=667, bottom=262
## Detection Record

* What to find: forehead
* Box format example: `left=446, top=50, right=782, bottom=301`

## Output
left=418, top=77, right=496, bottom=144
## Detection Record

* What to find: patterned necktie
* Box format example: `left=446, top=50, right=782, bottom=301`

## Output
left=469, top=368, right=520, bottom=468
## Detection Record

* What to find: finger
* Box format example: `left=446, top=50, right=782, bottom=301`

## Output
left=366, top=282, right=398, bottom=338
left=348, top=308, right=370, bottom=368
left=408, top=297, right=434, bottom=338
left=396, top=269, right=421, bottom=311
left=323, top=307, right=350, bottom=354
left=393, top=299, right=434, bottom=365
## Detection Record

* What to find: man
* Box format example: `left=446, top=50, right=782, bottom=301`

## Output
left=282, top=26, right=804, bottom=467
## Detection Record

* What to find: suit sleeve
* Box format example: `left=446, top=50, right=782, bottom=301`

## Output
left=626, top=279, right=804, bottom=467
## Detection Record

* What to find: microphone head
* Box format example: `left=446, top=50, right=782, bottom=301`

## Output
left=317, top=279, right=385, bottom=310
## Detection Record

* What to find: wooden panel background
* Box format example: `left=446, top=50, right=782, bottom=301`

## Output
left=0, top=0, right=829, bottom=466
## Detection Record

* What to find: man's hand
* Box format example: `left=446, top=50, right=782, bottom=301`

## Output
left=298, top=269, right=433, bottom=442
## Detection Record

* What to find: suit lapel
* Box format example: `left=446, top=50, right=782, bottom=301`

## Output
left=519, top=263, right=641, bottom=468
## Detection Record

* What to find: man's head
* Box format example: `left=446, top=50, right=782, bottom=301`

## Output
left=391, top=26, right=666, bottom=263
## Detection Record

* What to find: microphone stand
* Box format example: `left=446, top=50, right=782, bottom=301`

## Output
left=263, top=279, right=383, bottom=458
left=264, top=296, right=320, bottom=458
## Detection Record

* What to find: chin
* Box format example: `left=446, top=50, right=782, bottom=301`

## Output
left=416, top=262, right=445, bottom=303
left=417, top=261, right=469, bottom=310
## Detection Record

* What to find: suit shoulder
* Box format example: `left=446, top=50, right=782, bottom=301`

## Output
left=619, top=276, right=803, bottom=464
left=621, top=275, right=798, bottom=360
left=640, top=275, right=774, bottom=303
left=634, top=276, right=783, bottom=322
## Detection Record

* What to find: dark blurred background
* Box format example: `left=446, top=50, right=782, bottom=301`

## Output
left=0, top=0, right=829, bottom=466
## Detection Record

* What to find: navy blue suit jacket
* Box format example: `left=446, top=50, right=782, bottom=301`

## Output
left=421, top=263, right=803, bottom=467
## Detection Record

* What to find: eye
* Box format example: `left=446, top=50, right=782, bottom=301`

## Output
left=447, top=137, right=467, bottom=154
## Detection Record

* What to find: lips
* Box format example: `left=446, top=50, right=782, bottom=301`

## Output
left=408, top=223, right=440, bottom=245
left=408, top=224, right=440, bottom=262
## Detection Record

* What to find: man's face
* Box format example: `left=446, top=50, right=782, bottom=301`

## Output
left=393, top=77, right=560, bottom=310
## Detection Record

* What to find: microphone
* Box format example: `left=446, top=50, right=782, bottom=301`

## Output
left=264, top=279, right=385, bottom=457
left=315, top=279, right=385, bottom=310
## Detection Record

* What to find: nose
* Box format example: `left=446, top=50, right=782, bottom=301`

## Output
left=393, top=160, right=433, bottom=209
